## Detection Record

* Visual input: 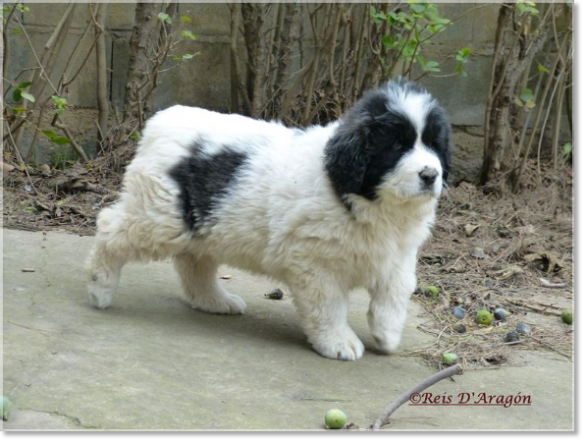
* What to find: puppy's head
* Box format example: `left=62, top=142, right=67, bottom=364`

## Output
left=325, top=80, right=451, bottom=205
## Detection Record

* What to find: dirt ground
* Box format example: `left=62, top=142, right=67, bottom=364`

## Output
left=2, top=158, right=574, bottom=369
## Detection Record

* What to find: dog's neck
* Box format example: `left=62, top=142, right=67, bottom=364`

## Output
left=344, top=193, right=438, bottom=228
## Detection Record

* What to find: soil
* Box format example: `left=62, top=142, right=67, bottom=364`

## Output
left=2, top=158, right=574, bottom=368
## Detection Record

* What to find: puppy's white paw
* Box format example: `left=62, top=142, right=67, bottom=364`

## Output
left=88, top=284, right=113, bottom=309
left=372, top=332, right=401, bottom=354
left=311, top=328, right=365, bottom=361
left=191, top=293, right=247, bottom=315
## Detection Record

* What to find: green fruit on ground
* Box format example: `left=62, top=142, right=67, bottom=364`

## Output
left=561, top=308, right=573, bottom=325
left=442, top=353, right=459, bottom=365
left=325, top=409, right=347, bottom=429
left=425, top=285, right=440, bottom=297
left=476, top=310, right=494, bottom=326
left=2, top=395, right=10, bottom=421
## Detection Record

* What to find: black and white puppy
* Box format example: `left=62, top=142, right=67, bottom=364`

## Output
left=86, top=79, right=452, bottom=361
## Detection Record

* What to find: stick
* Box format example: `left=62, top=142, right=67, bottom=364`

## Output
left=371, top=364, right=463, bottom=431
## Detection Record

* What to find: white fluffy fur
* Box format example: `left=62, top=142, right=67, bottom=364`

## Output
left=86, top=97, right=443, bottom=361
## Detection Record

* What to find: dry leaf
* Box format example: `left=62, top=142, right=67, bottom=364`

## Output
left=219, top=275, right=232, bottom=280
left=524, top=252, right=563, bottom=273
left=1, top=162, right=15, bottom=172
left=38, top=163, right=52, bottom=177
left=491, top=265, right=523, bottom=280
left=465, top=223, right=480, bottom=237
left=470, top=247, right=487, bottom=259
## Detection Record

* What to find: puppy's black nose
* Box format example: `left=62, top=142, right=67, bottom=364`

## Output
left=419, top=167, right=439, bottom=187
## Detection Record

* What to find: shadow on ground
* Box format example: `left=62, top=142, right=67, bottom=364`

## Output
left=2, top=229, right=573, bottom=430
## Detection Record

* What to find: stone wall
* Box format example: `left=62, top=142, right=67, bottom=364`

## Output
left=5, top=2, right=501, bottom=180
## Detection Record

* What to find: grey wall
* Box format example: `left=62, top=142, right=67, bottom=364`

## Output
left=5, top=2, right=500, bottom=171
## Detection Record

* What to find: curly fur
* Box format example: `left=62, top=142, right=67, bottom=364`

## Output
left=86, top=80, right=452, bottom=361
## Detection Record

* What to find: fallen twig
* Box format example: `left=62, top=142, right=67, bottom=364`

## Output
left=539, top=278, right=567, bottom=289
left=505, top=297, right=563, bottom=316
left=371, top=364, right=464, bottom=431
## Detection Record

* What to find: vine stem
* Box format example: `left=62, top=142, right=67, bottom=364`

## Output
left=371, top=364, right=464, bottom=431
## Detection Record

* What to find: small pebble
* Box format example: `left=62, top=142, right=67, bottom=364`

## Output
left=456, top=324, right=467, bottom=333
left=516, top=322, right=531, bottom=336
left=494, top=308, right=510, bottom=321
left=452, top=306, right=466, bottom=320
left=506, top=330, right=521, bottom=343
left=264, top=288, right=284, bottom=300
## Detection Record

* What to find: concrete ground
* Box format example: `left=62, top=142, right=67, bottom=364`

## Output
left=2, top=229, right=573, bottom=431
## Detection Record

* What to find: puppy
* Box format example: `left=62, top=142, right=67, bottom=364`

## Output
left=86, top=79, right=451, bottom=361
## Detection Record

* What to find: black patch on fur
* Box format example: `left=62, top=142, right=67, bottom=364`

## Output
left=324, top=87, right=417, bottom=202
left=324, top=80, right=452, bottom=205
left=169, top=143, right=249, bottom=231
left=422, top=106, right=452, bottom=184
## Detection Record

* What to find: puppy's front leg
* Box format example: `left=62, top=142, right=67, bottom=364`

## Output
left=292, top=279, right=364, bottom=361
left=367, top=262, right=417, bottom=354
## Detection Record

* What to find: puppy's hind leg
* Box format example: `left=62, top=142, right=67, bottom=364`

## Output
left=173, top=253, right=246, bottom=315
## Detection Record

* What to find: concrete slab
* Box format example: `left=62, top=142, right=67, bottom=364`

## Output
left=2, top=229, right=573, bottom=430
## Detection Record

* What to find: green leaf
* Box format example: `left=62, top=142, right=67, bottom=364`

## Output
left=53, top=137, right=72, bottom=145
left=25, top=206, right=37, bottom=212
left=369, top=6, right=377, bottom=17
left=410, top=3, right=426, bottom=14
left=382, top=35, right=395, bottom=50
left=514, top=97, right=524, bottom=107
left=459, top=47, right=471, bottom=57
left=21, top=92, right=35, bottom=103
left=2, top=6, right=11, bottom=13
left=180, top=15, right=192, bottom=23
left=130, top=131, right=142, bottom=142
left=180, top=30, right=196, bottom=40
left=157, top=12, right=172, bottom=24
left=10, top=29, right=23, bottom=34
left=56, top=108, right=65, bottom=115
left=42, top=130, right=58, bottom=139
left=537, top=62, right=549, bottom=74
left=562, top=142, right=572, bottom=156
left=12, top=88, right=22, bottom=102
left=13, top=107, right=26, bottom=114
left=17, top=81, right=32, bottom=89
left=172, top=57, right=182, bottom=61
left=52, top=95, right=68, bottom=105
left=520, top=88, right=534, bottom=102
left=16, top=4, right=30, bottom=13
left=182, top=53, right=195, bottom=61
left=525, top=100, right=536, bottom=109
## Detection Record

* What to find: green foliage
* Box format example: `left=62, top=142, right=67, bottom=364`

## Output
left=16, top=3, right=30, bottom=13
left=157, top=12, right=172, bottom=24
left=516, top=88, right=536, bottom=109
left=51, top=95, right=68, bottom=115
left=130, top=130, right=142, bottom=142
left=537, top=61, right=549, bottom=74
left=42, top=130, right=71, bottom=146
left=455, top=47, right=471, bottom=77
left=180, top=15, right=192, bottom=23
left=562, top=142, right=572, bottom=158
left=371, top=1, right=470, bottom=79
left=12, top=81, right=34, bottom=103
left=180, top=30, right=196, bottom=41
left=516, top=0, right=539, bottom=16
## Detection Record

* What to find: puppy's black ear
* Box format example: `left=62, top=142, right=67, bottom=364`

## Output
left=324, top=120, right=369, bottom=200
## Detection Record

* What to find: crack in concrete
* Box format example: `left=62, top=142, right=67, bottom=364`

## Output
left=26, top=408, right=101, bottom=430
